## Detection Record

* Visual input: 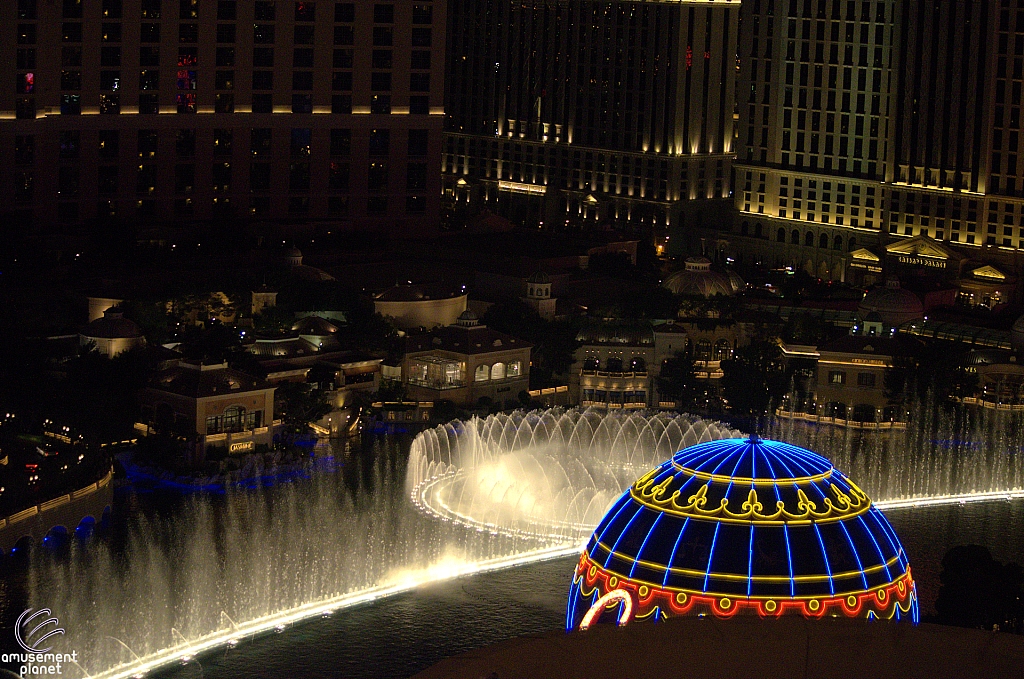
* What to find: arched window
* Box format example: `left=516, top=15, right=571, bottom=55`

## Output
left=583, top=357, right=600, bottom=371
left=741, top=222, right=749, bottom=236
left=605, top=357, right=623, bottom=372
left=819, top=233, right=829, bottom=249
left=223, top=405, right=246, bottom=433
left=834, top=235, right=843, bottom=250
left=491, top=362, right=506, bottom=380
left=713, top=339, right=733, bottom=361
left=754, top=222, right=764, bottom=238
left=508, top=360, right=522, bottom=377
left=805, top=231, right=815, bottom=246
left=791, top=229, right=800, bottom=244
left=695, top=340, right=713, bottom=361
left=848, top=237, right=857, bottom=251
left=629, top=356, right=647, bottom=372
left=474, top=364, right=490, bottom=382
left=777, top=227, right=786, bottom=242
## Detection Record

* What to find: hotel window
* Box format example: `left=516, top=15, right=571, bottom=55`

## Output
left=17, top=49, right=36, bottom=70
left=289, top=163, right=310, bottom=191
left=332, top=95, right=352, bottom=114
left=217, top=24, right=236, bottom=43
left=368, top=129, right=390, bottom=156
left=372, top=50, right=392, bottom=69
left=290, top=128, right=311, bottom=157
left=250, top=163, right=271, bottom=191
left=212, top=163, right=231, bottom=191
left=213, top=129, right=233, bottom=156
left=63, top=23, right=83, bottom=42
left=179, top=24, right=198, bottom=43
left=175, top=129, right=195, bottom=157
left=63, top=0, right=82, bottom=18
left=412, top=4, right=432, bottom=23
left=140, top=47, right=161, bottom=66
left=138, top=91, right=157, bottom=112
left=141, top=0, right=161, bottom=18
left=367, top=162, right=388, bottom=190
left=491, top=363, right=506, bottom=380
left=216, top=48, right=235, bottom=67
left=371, top=72, right=391, bottom=91
left=828, top=371, right=846, bottom=385
left=250, top=128, right=272, bottom=156
left=61, top=70, right=82, bottom=90
left=102, top=47, right=122, bottom=67
left=330, top=129, right=351, bottom=156
left=294, top=25, right=315, bottom=45
left=371, top=95, right=391, bottom=114
left=295, top=2, right=316, bottom=21
left=253, top=71, right=274, bottom=90
left=102, top=23, right=122, bottom=42
left=408, top=130, right=428, bottom=157
left=254, top=1, right=275, bottom=20
left=217, top=1, right=236, bottom=19
left=411, top=51, right=431, bottom=69
left=180, top=0, right=198, bottom=19
left=332, top=72, right=352, bottom=91
left=857, top=373, right=876, bottom=387
left=328, top=162, right=349, bottom=191
left=372, top=27, right=393, bottom=46
left=406, top=163, right=426, bottom=191
left=99, top=130, right=119, bottom=159
left=141, top=23, right=161, bottom=42
left=474, top=364, right=489, bottom=382
left=140, top=70, right=160, bottom=90
left=99, top=93, right=120, bottom=114
left=253, top=48, right=274, bottom=67
left=138, top=129, right=158, bottom=157
left=291, top=94, right=312, bottom=113
left=136, top=164, right=157, bottom=194
left=175, top=164, right=194, bottom=193
left=98, top=166, right=119, bottom=194
left=373, top=4, right=393, bottom=22
left=508, top=361, right=522, bottom=377
left=15, top=136, right=34, bottom=165
left=334, top=2, right=354, bottom=21
left=292, top=71, right=313, bottom=90
left=59, top=131, right=80, bottom=159
left=409, top=96, right=428, bottom=114
left=294, top=48, right=314, bottom=68
left=368, top=196, right=388, bottom=213
left=215, top=71, right=235, bottom=90
left=254, top=25, right=275, bottom=43
left=411, top=28, right=431, bottom=47
left=406, top=196, right=426, bottom=213
left=328, top=196, right=348, bottom=215
left=333, top=49, right=353, bottom=68
left=18, top=0, right=37, bottom=19
left=334, top=26, right=354, bottom=45
left=410, top=73, right=430, bottom=92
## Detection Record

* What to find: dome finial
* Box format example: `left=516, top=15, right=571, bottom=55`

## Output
left=746, top=433, right=762, bottom=445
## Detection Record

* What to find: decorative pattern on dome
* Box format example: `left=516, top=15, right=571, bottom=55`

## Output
left=567, top=438, right=918, bottom=630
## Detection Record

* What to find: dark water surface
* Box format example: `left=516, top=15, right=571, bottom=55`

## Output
left=152, top=500, right=1024, bottom=679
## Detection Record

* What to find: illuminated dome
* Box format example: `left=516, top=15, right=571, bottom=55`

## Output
left=662, top=258, right=735, bottom=297
left=858, top=280, right=923, bottom=327
left=567, top=437, right=917, bottom=630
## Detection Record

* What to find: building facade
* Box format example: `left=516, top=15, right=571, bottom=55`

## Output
left=443, top=0, right=739, bottom=236
left=725, top=0, right=1024, bottom=279
left=2, top=0, right=445, bottom=236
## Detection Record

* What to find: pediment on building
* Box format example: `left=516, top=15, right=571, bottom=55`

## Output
left=850, top=248, right=881, bottom=262
left=885, top=235, right=959, bottom=260
left=970, top=264, right=1007, bottom=281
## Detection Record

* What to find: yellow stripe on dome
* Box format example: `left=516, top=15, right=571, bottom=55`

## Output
left=671, top=460, right=835, bottom=485
left=591, top=541, right=906, bottom=585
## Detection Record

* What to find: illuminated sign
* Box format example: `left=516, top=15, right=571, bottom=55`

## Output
left=896, top=255, right=946, bottom=269
left=229, top=441, right=255, bottom=453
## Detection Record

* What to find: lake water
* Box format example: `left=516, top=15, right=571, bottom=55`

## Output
left=151, top=500, right=1024, bottom=679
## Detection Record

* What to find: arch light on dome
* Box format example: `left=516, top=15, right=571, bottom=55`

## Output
left=566, top=438, right=918, bottom=629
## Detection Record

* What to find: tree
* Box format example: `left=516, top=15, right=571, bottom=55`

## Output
left=274, top=382, right=331, bottom=432
left=885, top=340, right=978, bottom=407
left=934, top=545, right=1024, bottom=634
left=482, top=300, right=579, bottom=388
left=720, top=340, right=788, bottom=427
left=657, top=351, right=698, bottom=410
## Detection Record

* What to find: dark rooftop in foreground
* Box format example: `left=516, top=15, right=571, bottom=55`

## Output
left=414, top=616, right=1024, bottom=679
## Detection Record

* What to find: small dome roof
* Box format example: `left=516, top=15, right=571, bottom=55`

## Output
left=456, top=309, right=480, bottom=327
left=663, top=259, right=735, bottom=297
left=527, top=271, right=550, bottom=284
left=285, top=246, right=302, bottom=258
left=1012, top=315, right=1024, bottom=351
left=567, top=437, right=918, bottom=629
left=858, top=280, right=923, bottom=327
left=292, top=315, right=339, bottom=336
left=81, top=308, right=144, bottom=339
left=725, top=269, right=746, bottom=295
